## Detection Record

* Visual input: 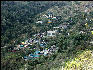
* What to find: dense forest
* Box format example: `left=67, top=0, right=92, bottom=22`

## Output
left=1, top=1, right=68, bottom=47
left=1, top=1, right=93, bottom=70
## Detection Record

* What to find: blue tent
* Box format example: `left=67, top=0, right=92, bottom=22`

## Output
left=24, top=56, right=28, bottom=59
left=34, top=51, right=40, bottom=54
left=34, top=55, right=40, bottom=58
left=20, top=45, right=24, bottom=47
left=24, top=56, right=27, bottom=59
left=29, top=53, right=40, bottom=58
left=29, top=54, right=34, bottom=57
left=27, top=56, right=34, bottom=60
left=40, top=44, right=43, bottom=46
left=40, top=43, right=46, bottom=47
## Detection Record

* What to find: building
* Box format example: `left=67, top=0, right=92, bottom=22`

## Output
left=58, top=23, right=69, bottom=29
left=42, top=14, right=48, bottom=18
left=36, top=21, right=43, bottom=24
left=46, top=12, right=53, bottom=18
left=52, top=17, right=57, bottom=19
left=53, top=23, right=69, bottom=32
left=53, top=27, right=60, bottom=30
left=47, top=30, right=58, bottom=37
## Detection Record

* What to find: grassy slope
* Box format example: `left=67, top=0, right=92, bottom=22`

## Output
left=60, top=49, right=93, bottom=70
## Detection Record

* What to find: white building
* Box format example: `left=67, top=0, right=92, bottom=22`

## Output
left=36, top=21, right=43, bottom=24
left=42, top=14, right=48, bottom=18
left=53, top=27, right=60, bottom=30
left=52, top=17, right=56, bottom=19
left=47, top=30, right=58, bottom=37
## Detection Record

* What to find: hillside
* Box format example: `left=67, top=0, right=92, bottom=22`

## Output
left=2, top=1, right=66, bottom=46
left=1, top=1, right=93, bottom=70
left=1, top=1, right=93, bottom=46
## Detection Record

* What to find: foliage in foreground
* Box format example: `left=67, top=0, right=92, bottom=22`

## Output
left=60, top=49, right=93, bottom=70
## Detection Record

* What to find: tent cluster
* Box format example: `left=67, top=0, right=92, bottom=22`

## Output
left=23, top=49, right=48, bottom=60
left=36, top=12, right=57, bottom=24
left=23, top=45, right=58, bottom=60
left=14, top=12, right=70, bottom=60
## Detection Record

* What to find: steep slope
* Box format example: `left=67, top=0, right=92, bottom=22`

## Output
left=1, top=1, right=93, bottom=70
left=61, top=50, right=93, bottom=70
left=1, top=1, right=69, bottom=47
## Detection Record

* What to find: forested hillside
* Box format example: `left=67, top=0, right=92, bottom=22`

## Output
left=1, top=1, right=68, bottom=47
left=1, top=1, right=93, bottom=70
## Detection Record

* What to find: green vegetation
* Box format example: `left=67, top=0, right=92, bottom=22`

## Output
left=1, top=1, right=93, bottom=70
